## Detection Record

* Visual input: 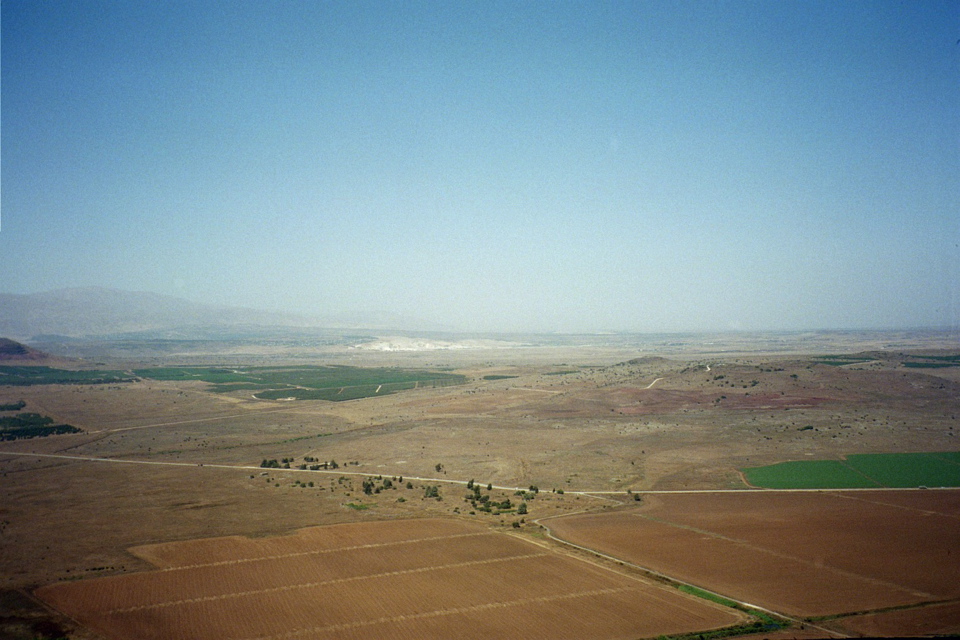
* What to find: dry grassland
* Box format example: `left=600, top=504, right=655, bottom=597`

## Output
left=36, top=519, right=744, bottom=640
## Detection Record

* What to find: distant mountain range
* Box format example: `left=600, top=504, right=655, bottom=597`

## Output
left=0, top=337, right=52, bottom=361
left=0, top=287, right=440, bottom=341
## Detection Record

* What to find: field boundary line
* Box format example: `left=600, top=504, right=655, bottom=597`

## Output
left=829, top=491, right=960, bottom=520
left=533, top=515, right=846, bottom=638
left=88, top=406, right=304, bottom=434
left=244, top=586, right=637, bottom=640
left=0, top=450, right=261, bottom=470
left=630, top=512, right=935, bottom=600
left=155, top=531, right=495, bottom=572
left=806, top=597, right=960, bottom=623
left=838, top=459, right=884, bottom=488
left=106, top=552, right=549, bottom=614
left=578, top=492, right=625, bottom=505
left=930, top=452, right=960, bottom=468
left=581, top=486, right=956, bottom=494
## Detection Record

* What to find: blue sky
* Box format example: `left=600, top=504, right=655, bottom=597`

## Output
left=3, top=1, right=958, bottom=333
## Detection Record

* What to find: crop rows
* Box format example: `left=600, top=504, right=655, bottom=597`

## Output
left=37, top=519, right=742, bottom=640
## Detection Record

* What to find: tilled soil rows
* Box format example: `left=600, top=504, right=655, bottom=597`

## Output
left=547, top=489, right=960, bottom=634
left=36, top=518, right=744, bottom=640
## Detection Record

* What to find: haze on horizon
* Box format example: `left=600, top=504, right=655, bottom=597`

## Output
left=2, top=1, right=958, bottom=334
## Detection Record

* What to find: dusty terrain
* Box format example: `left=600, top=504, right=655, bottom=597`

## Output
left=1, top=330, right=958, bottom=638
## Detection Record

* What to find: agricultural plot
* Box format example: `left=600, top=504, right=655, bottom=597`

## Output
left=35, top=519, right=744, bottom=640
left=0, top=365, right=135, bottom=386
left=742, top=451, right=960, bottom=489
left=546, top=490, right=960, bottom=636
left=812, top=355, right=877, bottom=366
left=0, top=365, right=465, bottom=402
left=812, top=352, right=960, bottom=368
left=132, top=365, right=466, bottom=401
left=901, top=353, right=960, bottom=368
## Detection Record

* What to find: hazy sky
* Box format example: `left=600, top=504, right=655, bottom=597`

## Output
left=3, top=1, right=958, bottom=333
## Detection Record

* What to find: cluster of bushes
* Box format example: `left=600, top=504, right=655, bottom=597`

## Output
left=464, top=479, right=527, bottom=514
left=363, top=475, right=404, bottom=495
left=514, top=485, right=540, bottom=501
left=261, top=456, right=353, bottom=470
left=0, top=400, right=26, bottom=411
left=300, top=458, right=339, bottom=470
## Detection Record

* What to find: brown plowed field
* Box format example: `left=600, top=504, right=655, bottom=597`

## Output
left=36, top=519, right=745, bottom=640
left=546, top=490, right=960, bottom=635
left=836, top=600, right=960, bottom=637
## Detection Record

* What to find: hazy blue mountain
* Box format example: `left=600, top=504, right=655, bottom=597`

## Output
left=0, top=287, right=447, bottom=341
left=0, top=287, right=314, bottom=340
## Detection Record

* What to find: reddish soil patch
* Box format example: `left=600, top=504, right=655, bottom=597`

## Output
left=546, top=490, right=960, bottom=626
left=36, top=519, right=744, bottom=640
left=532, top=387, right=834, bottom=417
left=617, top=389, right=833, bottom=414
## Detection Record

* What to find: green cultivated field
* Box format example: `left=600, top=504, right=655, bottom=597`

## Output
left=133, top=365, right=466, bottom=401
left=742, top=460, right=876, bottom=489
left=130, top=367, right=251, bottom=383
left=844, top=452, right=960, bottom=487
left=743, top=452, right=960, bottom=489
left=0, top=365, right=465, bottom=402
left=903, top=354, right=960, bottom=368
left=0, top=366, right=135, bottom=386
left=812, top=355, right=875, bottom=366
left=811, top=353, right=960, bottom=368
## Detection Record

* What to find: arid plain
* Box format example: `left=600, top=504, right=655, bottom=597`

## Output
left=1, top=330, right=958, bottom=639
